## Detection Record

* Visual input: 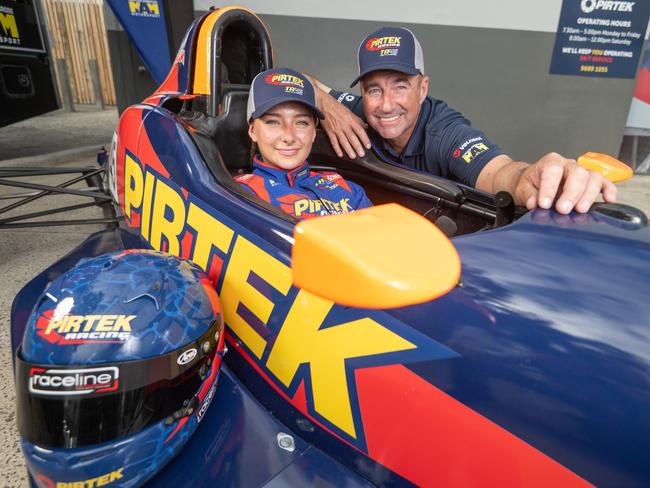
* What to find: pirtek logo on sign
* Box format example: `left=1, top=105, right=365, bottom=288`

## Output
left=580, top=0, right=635, bottom=13
left=29, top=366, right=119, bottom=396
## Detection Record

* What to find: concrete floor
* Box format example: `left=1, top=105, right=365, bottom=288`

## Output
left=0, top=107, right=119, bottom=162
left=0, top=200, right=107, bottom=487
left=0, top=108, right=117, bottom=487
left=0, top=108, right=648, bottom=486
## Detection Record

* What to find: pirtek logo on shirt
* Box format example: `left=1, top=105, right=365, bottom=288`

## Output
left=294, top=198, right=353, bottom=217
left=366, top=36, right=401, bottom=51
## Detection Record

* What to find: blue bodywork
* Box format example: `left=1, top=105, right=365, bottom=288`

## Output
left=11, top=205, right=650, bottom=486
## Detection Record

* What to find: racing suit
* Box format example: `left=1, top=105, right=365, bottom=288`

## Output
left=235, top=156, right=373, bottom=219
left=330, top=91, right=504, bottom=188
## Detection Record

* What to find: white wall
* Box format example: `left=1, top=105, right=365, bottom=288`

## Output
left=192, top=1, right=640, bottom=158
left=195, top=0, right=564, bottom=33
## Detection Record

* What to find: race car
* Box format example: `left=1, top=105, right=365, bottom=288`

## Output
left=11, top=6, right=650, bottom=487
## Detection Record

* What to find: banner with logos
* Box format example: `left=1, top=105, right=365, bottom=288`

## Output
left=105, top=0, right=171, bottom=84
left=626, top=39, right=650, bottom=129
left=550, top=0, right=650, bottom=78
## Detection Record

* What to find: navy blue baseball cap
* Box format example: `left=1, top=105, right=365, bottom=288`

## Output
left=351, top=27, right=425, bottom=87
left=247, top=67, right=325, bottom=121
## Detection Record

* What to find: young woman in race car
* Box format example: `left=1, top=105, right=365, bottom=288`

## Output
left=235, top=67, right=372, bottom=219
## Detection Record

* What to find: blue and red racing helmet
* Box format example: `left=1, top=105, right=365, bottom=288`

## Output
left=15, top=250, right=225, bottom=487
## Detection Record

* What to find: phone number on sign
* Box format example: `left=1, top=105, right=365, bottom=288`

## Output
left=580, top=65, right=609, bottom=73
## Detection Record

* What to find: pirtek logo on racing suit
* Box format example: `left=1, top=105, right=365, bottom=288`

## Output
left=294, top=197, right=353, bottom=217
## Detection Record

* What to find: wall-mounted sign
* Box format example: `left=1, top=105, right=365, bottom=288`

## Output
left=0, top=0, right=46, bottom=53
left=550, top=0, right=650, bottom=78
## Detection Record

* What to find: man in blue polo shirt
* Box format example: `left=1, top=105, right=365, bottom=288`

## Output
left=310, top=26, right=618, bottom=214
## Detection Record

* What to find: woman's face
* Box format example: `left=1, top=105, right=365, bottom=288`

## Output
left=248, top=102, right=317, bottom=170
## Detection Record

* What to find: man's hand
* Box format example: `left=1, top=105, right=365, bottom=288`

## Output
left=310, top=81, right=371, bottom=159
left=515, top=152, right=617, bottom=214
left=478, top=153, right=618, bottom=214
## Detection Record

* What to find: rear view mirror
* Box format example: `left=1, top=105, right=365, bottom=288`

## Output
left=291, top=204, right=461, bottom=309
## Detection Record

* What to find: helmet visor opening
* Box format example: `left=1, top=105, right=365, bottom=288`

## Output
left=15, top=321, right=221, bottom=449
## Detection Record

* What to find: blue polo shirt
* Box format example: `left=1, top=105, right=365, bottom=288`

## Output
left=330, top=90, right=504, bottom=187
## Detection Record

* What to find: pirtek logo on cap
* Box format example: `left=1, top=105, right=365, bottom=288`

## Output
left=265, top=73, right=305, bottom=88
left=365, top=36, right=401, bottom=51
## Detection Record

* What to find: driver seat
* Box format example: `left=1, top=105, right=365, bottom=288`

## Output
left=212, top=85, right=252, bottom=174
left=179, top=84, right=252, bottom=175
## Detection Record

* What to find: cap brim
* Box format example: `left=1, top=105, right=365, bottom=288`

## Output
left=350, top=63, right=422, bottom=87
left=251, top=97, right=325, bottom=120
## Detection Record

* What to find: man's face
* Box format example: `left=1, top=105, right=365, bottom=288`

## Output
left=360, top=71, right=429, bottom=153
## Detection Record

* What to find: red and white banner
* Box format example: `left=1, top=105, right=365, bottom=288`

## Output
left=626, top=39, right=650, bottom=129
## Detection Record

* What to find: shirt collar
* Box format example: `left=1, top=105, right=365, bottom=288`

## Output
left=370, top=97, right=431, bottom=160
left=252, top=155, right=311, bottom=187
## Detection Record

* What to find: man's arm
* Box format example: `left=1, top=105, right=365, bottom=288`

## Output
left=306, top=76, right=618, bottom=214
left=308, top=77, right=371, bottom=159
left=476, top=153, right=618, bottom=214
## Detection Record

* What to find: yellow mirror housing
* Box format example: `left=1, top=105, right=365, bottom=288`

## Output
left=291, top=204, right=461, bottom=309
left=577, top=152, right=633, bottom=183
